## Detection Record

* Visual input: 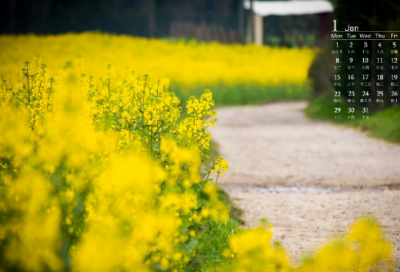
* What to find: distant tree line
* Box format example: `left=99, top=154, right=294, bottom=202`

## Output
left=0, top=0, right=243, bottom=37
left=1, top=0, right=321, bottom=45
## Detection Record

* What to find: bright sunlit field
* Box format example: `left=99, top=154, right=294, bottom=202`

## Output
left=0, top=33, right=395, bottom=272
left=0, top=32, right=314, bottom=105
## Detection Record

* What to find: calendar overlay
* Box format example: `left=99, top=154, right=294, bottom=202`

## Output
left=331, top=22, right=399, bottom=120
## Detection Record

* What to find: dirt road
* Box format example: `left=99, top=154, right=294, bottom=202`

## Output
left=211, top=101, right=400, bottom=265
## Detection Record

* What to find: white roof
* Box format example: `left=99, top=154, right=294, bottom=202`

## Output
left=244, top=1, right=334, bottom=16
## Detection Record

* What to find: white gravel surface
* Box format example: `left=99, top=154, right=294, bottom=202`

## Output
left=211, top=101, right=400, bottom=266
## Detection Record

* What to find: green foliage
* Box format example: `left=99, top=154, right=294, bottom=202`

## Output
left=195, top=219, right=240, bottom=270
left=308, top=45, right=334, bottom=97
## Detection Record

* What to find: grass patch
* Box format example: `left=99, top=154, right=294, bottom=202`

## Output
left=202, top=139, right=220, bottom=169
left=171, top=82, right=310, bottom=107
left=194, top=139, right=244, bottom=270
left=305, top=94, right=359, bottom=123
left=217, top=187, right=245, bottom=225
left=195, top=218, right=241, bottom=270
left=354, top=106, right=400, bottom=144
left=306, top=94, right=400, bottom=144
left=202, top=138, right=245, bottom=225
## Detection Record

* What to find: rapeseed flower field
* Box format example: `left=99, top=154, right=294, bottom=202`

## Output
left=0, top=34, right=395, bottom=271
left=0, top=33, right=313, bottom=105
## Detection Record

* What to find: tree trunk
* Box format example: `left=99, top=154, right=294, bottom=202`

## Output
left=238, top=0, right=244, bottom=35
left=148, top=0, right=156, bottom=37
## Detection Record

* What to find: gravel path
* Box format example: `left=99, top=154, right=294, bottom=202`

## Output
left=211, top=101, right=400, bottom=265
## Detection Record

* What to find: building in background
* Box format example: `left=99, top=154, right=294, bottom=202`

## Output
left=244, top=0, right=333, bottom=46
